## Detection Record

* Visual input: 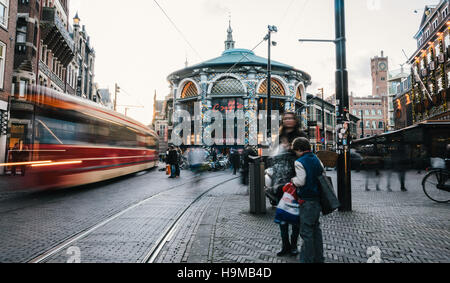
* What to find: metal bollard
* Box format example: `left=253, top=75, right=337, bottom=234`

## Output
left=249, top=156, right=266, bottom=214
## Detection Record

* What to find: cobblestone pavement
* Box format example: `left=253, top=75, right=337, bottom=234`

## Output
left=0, top=168, right=231, bottom=263
left=1, top=168, right=449, bottom=263
left=155, top=170, right=450, bottom=263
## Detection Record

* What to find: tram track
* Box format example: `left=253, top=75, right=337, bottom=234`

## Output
left=27, top=172, right=234, bottom=263
left=142, top=176, right=239, bottom=263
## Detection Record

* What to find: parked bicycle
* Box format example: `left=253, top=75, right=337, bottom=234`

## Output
left=422, top=158, right=450, bottom=203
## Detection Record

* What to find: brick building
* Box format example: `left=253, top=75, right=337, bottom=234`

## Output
left=0, top=0, right=17, bottom=173
left=349, top=51, right=389, bottom=138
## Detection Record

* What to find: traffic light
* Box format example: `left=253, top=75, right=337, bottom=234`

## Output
left=115, top=84, right=120, bottom=94
left=0, top=110, right=8, bottom=136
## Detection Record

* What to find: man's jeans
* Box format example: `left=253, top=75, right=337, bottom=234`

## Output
left=299, top=200, right=324, bottom=263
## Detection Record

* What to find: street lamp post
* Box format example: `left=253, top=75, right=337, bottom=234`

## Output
left=265, top=25, right=277, bottom=144
left=360, top=110, right=364, bottom=138
left=298, top=0, right=351, bottom=211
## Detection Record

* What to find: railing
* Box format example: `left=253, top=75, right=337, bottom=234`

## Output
left=41, top=7, right=75, bottom=52
left=39, top=61, right=65, bottom=91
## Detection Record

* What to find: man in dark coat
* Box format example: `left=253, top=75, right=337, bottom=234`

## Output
left=166, top=146, right=178, bottom=178
left=231, top=150, right=240, bottom=175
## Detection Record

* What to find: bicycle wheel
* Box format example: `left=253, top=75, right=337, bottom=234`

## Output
left=422, top=170, right=450, bottom=203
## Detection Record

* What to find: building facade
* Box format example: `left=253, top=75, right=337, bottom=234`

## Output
left=0, top=0, right=17, bottom=173
left=167, top=23, right=311, bottom=148
left=350, top=94, right=386, bottom=138
left=387, top=67, right=410, bottom=131
left=407, top=0, right=450, bottom=124
left=68, top=13, right=96, bottom=100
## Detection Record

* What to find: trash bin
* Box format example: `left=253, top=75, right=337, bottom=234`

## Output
left=249, top=156, right=266, bottom=214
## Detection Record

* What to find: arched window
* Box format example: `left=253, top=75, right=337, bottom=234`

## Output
left=181, top=81, right=198, bottom=98
left=296, top=84, right=304, bottom=100
left=211, top=77, right=245, bottom=95
left=258, top=79, right=285, bottom=96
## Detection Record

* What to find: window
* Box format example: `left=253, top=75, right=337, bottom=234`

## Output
left=16, top=22, right=27, bottom=43
left=433, top=19, right=438, bottom=30
left=0, top=0, right=8, bottom=29
left=378, top=110, right=382, bottom=116
left=181, top=81, right=198, bottom=98
left=378, top=121, right=383, bottom=129
left=365, top=110, right=370, bottom=116
left=381, top=77, right=385, bottom=81
left=372, top=121, right=377, bottom=129
left=211, top=77, right=245, bottom=95
left=258, top=79, right=286, bottom=96
left=371, top=110, right=376, bottom=116
left=0, top=41, right=5, bottom=89
left=443, top=7, right=448, bottom=18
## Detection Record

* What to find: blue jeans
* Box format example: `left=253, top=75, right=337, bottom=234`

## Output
left=299, top=200, right=324, bottom=263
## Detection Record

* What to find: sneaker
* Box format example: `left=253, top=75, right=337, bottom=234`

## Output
left=387, top=187, right=393, bottom=192
left=401, top=188, right=408, bottom=192
left=365, top=187, right=370, bottom=192
left=376, top=185, right=381, bottom=191
left=277, top=248, right=291, bottom=257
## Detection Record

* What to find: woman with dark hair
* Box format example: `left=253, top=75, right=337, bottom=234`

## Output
left=279, top=112, right=308, bottom=146
left=268, top=111, right=308, bottom=257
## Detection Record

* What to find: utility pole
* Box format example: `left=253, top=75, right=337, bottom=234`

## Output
left=265, top=25, right=277, bottom=145
left=335, top=0, right=351, bottom=211
left=319, top=88, right=326, bottom=150
left=298, top=0, right=352, bottom=211
left=114, top=83, right=120, bottom=111
left=360, top=110, right=365, bottom=138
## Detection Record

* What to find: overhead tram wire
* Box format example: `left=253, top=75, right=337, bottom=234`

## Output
left=152, top=0, right=203, bottom=61
left=219, top=38, right=266, bottom=78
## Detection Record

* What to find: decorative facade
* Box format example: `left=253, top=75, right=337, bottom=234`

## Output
left=408, top=0, right=450, bottom=124
left=167, top=23, right=311, bottom=148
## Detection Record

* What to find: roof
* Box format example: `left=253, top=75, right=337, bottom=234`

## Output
left=169, top=48, right=311, bottom=81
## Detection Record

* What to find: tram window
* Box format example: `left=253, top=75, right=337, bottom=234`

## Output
left=35, top=116, right=76, bottom=145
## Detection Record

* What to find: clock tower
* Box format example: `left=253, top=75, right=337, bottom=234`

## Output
left=371, top=51, right=388, bottom=97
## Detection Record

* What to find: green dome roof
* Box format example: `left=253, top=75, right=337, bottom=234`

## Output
left=169, top=48, right=310, bottom=80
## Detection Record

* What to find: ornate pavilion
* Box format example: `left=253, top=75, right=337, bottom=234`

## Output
left=167, top=22, right=312, bottom=148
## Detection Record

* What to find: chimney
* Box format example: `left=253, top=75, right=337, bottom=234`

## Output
left=381, top=50, right=384, bottom=57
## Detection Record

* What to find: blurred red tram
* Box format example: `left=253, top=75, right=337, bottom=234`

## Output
left=3, top=86, right=159, bottom=190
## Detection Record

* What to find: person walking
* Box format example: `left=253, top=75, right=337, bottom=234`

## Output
left=270, top=112, right=307, bottom=257
left=230, top=149, right=240, bottom=175
left=291, top=137, right=325, bottom=263
left=175, top=147, right=182, bottom=178
left=361, top=143, right=382, bottom=191
left=167, top=146, right=178, bottom=179
left=387, top=143, right=408, bottom=192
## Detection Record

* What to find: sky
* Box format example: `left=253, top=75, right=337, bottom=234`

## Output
left=68, top=0, right=440, bottom=125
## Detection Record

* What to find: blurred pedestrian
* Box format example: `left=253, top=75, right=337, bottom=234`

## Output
left=166, top=146, right=178, bottom=179
left=386, top=143, right=408, bottom=192
left=361, top=144, right=382, bottom=191
left=188, top=147, right=207, bottom=185
left=269, top=112, right=307, bottom=257
left=291, top=137, right=325, bottom=263
left=175, top=147, right=182, bottom=178
left=230, top=149, right=240, bottom=175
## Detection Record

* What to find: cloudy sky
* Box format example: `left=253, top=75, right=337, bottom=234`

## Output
left=69, top=0, right=438, bottom=125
